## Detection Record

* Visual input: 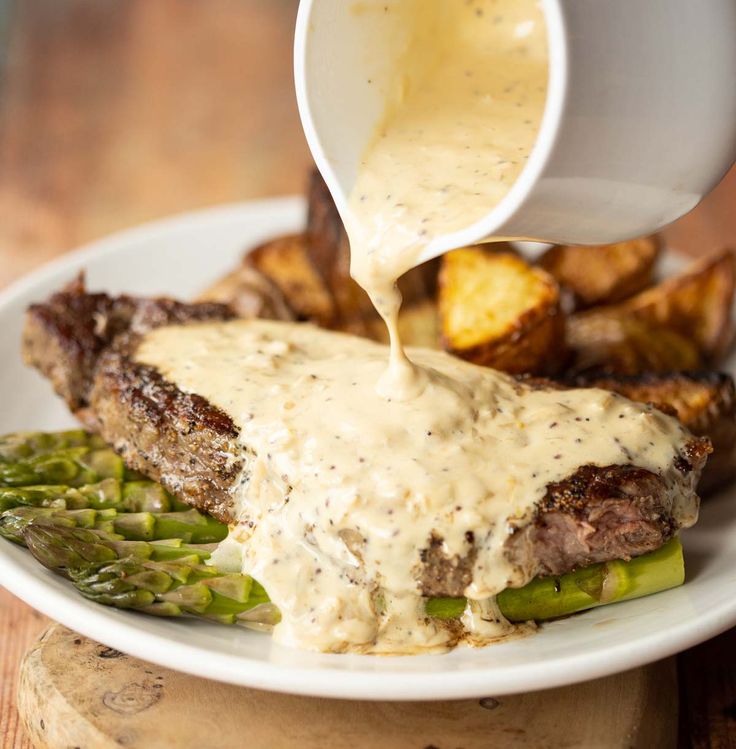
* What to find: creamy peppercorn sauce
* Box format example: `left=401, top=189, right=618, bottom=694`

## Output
left=135, top=321, right=696, bottom=653
left=347, top=0, right=549, bottom=395
left=134, top=0, right=697, bottom=653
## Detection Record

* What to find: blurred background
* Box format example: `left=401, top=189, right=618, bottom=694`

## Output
left=0, top=0, right=313, bottom=288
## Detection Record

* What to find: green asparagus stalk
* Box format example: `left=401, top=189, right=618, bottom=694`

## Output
left=74, top=558, right=274, bottom=624
left=0, top=446, right=124, bottom=487
left=111, top=508, right=227, bottom=543
left=23, top=523, right=215, bottom=567
left=22, top=524, right=275, bottom=625
left=0, top=430, right=104, bottom=461
left=0, top=506, right=116, bottom=542
left=22, top=520, right=684, bottom=628
left=426, top=536, right=685, bottom=622
left=0, top=505, right=227, bottom=545
left=0, top=476, right=189, bottom=514
left=0, top=430, right=166, bottom=490
left=0, top=429, right=193, bottom=513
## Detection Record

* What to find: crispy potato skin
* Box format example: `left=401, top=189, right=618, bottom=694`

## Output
left=538, top=236, right=660, bottom=309
left=244, top=233, right=337, bottom=327
left=305, top=169, right=439, bottom=332
left=566, top=315, right=703, bottom=375
left=464, top=311, right=565, bottom=375
left=571, top=249, right=736, bottom=365
left=439, top=247, right=565, bottom=375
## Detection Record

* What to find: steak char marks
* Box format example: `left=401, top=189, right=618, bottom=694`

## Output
left=24, top=281, right=710, bottom=597
left=24, top=278, right=240, bottom=522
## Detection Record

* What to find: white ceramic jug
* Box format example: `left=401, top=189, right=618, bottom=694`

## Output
left=295, top=0, right=736, bottom=263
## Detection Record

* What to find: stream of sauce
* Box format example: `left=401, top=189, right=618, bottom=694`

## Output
left=133, top=0, right=697, bottom=653
left=347, top=0, right=548, bottom=396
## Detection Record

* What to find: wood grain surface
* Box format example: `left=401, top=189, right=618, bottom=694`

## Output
left=16, top=624, right=677, bottom=749
left=1, top=2, right=735, bottom=747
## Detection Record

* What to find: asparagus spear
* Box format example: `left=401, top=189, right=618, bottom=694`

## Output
left=426, top=536, right=685, bottom=622
left=0, top=430, right=103, bottom=462
left=0, top=446, right=124, bottom=487
left=22, top=521, right=684, bottom=627
left=23, top=523, right=216, bottom=566
left=111, top=508, right=227, bottom=543
left=0, top=433, right=191, bottom=514
left=0, top=430, right=197, bottom=514
left=0, top=476, right=188, bottom=514
left=0, top=506, right=115, bottom=542
left=0, top=430, right=159, bottom=489
left=0, top=505, right=227, bottom=545
left=23, top=524, right=275, bottom=625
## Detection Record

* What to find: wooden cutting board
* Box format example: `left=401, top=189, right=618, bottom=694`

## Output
left=17, top=624, right=677, bottom=748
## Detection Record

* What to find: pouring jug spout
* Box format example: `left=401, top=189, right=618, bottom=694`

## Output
left=295, top=0, right=736, bottom=257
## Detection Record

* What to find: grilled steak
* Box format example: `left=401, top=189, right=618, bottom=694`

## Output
left=421, top=459, right=708, bottom=597
left=23, top=281, right=710, bottom=597
left=23, top=276, right=235, bottom=425
left=24, top=278, right=239, bottom=520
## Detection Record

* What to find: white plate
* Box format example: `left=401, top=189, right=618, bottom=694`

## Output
left=2, top=197, right=736, bottom=701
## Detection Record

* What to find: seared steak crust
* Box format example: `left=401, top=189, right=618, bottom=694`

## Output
left=23, top=276, right=234, bottom=416
left=23, top=284, right=709, bottom=597
left=91, top=349, right=241, bottom=523
left=507, top=460, right=703, bottom=581
left=23, top=278, right=238, bottom=522
left=424, top=454, right=708, bottom=598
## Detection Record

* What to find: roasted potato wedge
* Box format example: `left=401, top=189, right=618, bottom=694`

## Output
left=243, top=233, right=336, bottom=327
left=620, top=249, right=736, bottom=360
left=439, top=247, right=564, bottom=375
left=572, top=249, right=735, bottom=365
left=306, top=169, right=439, bottom=329
left=306, top=168, right=395, bottom=326
left=570, top=371, right=736, bottom=495
left=566, top=314, right=702, bottom=375
left=538, top=236, right=660, bottom=308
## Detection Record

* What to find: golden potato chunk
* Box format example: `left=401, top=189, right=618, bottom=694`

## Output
left=620, top=249, right=735, bottom=361
left=571, top=249, right=735, bottom=365
left=439, top=247, right=564, bottom=374
left=538, top=236, right=660, bottom=308
left=571, top=372, right=736, bottom=495
left=566, top=314, right=703, bottom=376
left=244, top=233, right=336, bottom=327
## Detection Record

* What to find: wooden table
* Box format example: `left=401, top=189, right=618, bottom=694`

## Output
left=0, top=2, right=735, bottom=747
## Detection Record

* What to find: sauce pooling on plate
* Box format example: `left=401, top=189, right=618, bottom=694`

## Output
left=347, top=0, right=548, bottom=397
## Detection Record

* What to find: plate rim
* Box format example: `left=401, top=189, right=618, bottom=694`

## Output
left=2, top=197, right=736, bottom=700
